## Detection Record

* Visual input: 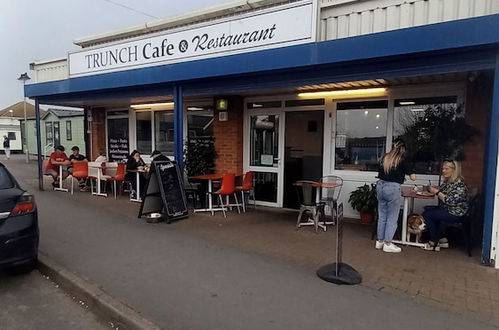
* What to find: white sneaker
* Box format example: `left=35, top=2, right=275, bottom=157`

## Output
left=375, top=240, right=384, bottom=249
left=383, top=242, right=402, bottom=253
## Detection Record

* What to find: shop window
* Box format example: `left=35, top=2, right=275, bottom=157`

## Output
left=136, top=112, right=152, bottom=155
left=154, top=111, right=174, bottom=155
left=187, top=107, right=213, bottom=139
left=7, top=132, right=16, bottom=140
left=66, top=121, right=72, bottom=141
left=394, top=96, right=458, bottom=175
left=335, top=100, right=388, bottom=171
left=250, top=115, right=279, bottom=167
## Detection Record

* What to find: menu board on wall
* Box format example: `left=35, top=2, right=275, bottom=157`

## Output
left=107, top=118, right=129, bottom=162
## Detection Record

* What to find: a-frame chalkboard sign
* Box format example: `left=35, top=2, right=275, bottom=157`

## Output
left=138, top=161, right=188, bottom=223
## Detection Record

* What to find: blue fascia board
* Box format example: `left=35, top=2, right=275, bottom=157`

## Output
left=26, top=14, right=499, bottom=99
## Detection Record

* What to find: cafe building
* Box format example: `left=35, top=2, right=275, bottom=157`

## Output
left=25, top=0, right=499, bottom=264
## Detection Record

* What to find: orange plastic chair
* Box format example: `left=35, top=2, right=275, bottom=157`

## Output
left=71, top=162, right=89, bottom=195
left=107, top=163, right=126, bottom=199
left=235, top=171, right=255, bottom=212
left=210, top=173, right=239, bottom=218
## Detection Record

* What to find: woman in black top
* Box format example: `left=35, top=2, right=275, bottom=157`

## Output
left=126, top=150, right=147, bottom=198
left=375, top=139, right=416, bottom=253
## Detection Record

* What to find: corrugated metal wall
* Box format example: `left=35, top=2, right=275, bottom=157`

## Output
left=33, top=60, right=68, bottom=83
left=320, top=0, right=499, bottom=41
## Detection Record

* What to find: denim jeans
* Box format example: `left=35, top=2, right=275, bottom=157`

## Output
left=376, top=180, right=401, bottom=242
left=422, top=206, right=461, bottom=243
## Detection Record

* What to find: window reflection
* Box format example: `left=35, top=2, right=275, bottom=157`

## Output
left=136, top=112, right=152, bottom=155
left=250, top=115, right=279, bottom=167
left=335, top=101, right=388, bottom=171
left=394, top=96, right=458, bottom=175
left=187, top=108, right=213, bottom=138
left=154, top=111, right=174, bottom=155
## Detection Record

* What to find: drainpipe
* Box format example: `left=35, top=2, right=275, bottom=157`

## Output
left=173, top=85, right=184, bottom=168
left=35, top=99, right=44, bottom=191
left=482, top=50, right=499, bottom=265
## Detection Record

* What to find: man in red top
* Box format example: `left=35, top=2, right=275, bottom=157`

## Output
left=45, top=145, right=71, bottom=188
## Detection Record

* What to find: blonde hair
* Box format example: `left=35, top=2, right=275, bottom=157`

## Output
left=442, top=160, right=462, bottom=183
left=383, top=139, right=406, bottom=174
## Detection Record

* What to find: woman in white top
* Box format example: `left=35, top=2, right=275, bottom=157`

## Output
left=94, top=149, right=107, bottom=163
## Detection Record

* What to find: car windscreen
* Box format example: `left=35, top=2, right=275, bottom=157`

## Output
left=0, top=166, right=14, bottom=189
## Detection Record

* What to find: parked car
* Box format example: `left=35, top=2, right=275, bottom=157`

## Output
left=0, top=162, right=38, bottom=272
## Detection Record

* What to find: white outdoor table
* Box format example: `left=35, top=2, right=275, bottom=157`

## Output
left=53, top=165, right=68, bottom=192
left=128, top=170, right=146, bottom=203
left=89, top=163, right=108, bottom=197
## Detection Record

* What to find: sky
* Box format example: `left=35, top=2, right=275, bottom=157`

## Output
left=0, top=0, right=228, bottom=110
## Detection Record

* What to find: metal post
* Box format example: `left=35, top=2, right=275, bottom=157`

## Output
left=35, top=99, right=44, bottom=191
left=23, top=97, right=28, bottom=163
left=173, top=85, right=184, bottom=168
left=18, top=73, right=31, bottom=163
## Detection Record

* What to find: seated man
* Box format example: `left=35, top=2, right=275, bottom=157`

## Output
left=45, top=145, right=71, bottom=188
left=68, top=146, right=88, bottom=190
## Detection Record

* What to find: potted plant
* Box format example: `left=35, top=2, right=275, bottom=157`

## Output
left=401, top=104, right=479, bottom=182
left=184, top=136, right=217, bottom=176
left=348, top=183, right=377, bottom=223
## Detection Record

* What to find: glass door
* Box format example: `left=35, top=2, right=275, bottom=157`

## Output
left=246, top=111, right=284, bottom=207
left=283, top=110, right=324, bottom=208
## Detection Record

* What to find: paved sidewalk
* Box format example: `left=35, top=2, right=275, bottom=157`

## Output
left=0, top=270, right=106, bottom=330
left=4, top=156, right=499, bottom=329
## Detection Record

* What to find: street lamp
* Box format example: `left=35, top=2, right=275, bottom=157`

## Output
left=17, top=72, right=31, bottom=163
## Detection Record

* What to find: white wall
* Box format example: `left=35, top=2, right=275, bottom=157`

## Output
left=0, top=118, right=22, bottom=151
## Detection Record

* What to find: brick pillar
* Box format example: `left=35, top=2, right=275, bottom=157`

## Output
left=90, top=108, right=106, bottom=161
left=462, top=73, right=493, bottom=191
left=213, top=96, right=244, bottom=174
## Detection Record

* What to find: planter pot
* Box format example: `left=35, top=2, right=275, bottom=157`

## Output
left=360, top=211, right=374, bottom=223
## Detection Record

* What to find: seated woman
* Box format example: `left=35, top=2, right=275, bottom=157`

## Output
left=125, top=150, right=148, bottom=198
left=422, top=160, right=469, bottom=251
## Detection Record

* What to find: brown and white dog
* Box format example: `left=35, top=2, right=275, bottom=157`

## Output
left=407, top=214, right=426, bottom=243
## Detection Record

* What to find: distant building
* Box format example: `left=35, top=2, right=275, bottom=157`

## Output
left=23, top=108, right=86, bottom=158
left=0, top=101, right=42, bottom=153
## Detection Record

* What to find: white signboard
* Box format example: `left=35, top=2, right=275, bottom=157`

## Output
left=69, top=1, right=315, bottom=77
left=261, top=154, right=274, bottom=166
